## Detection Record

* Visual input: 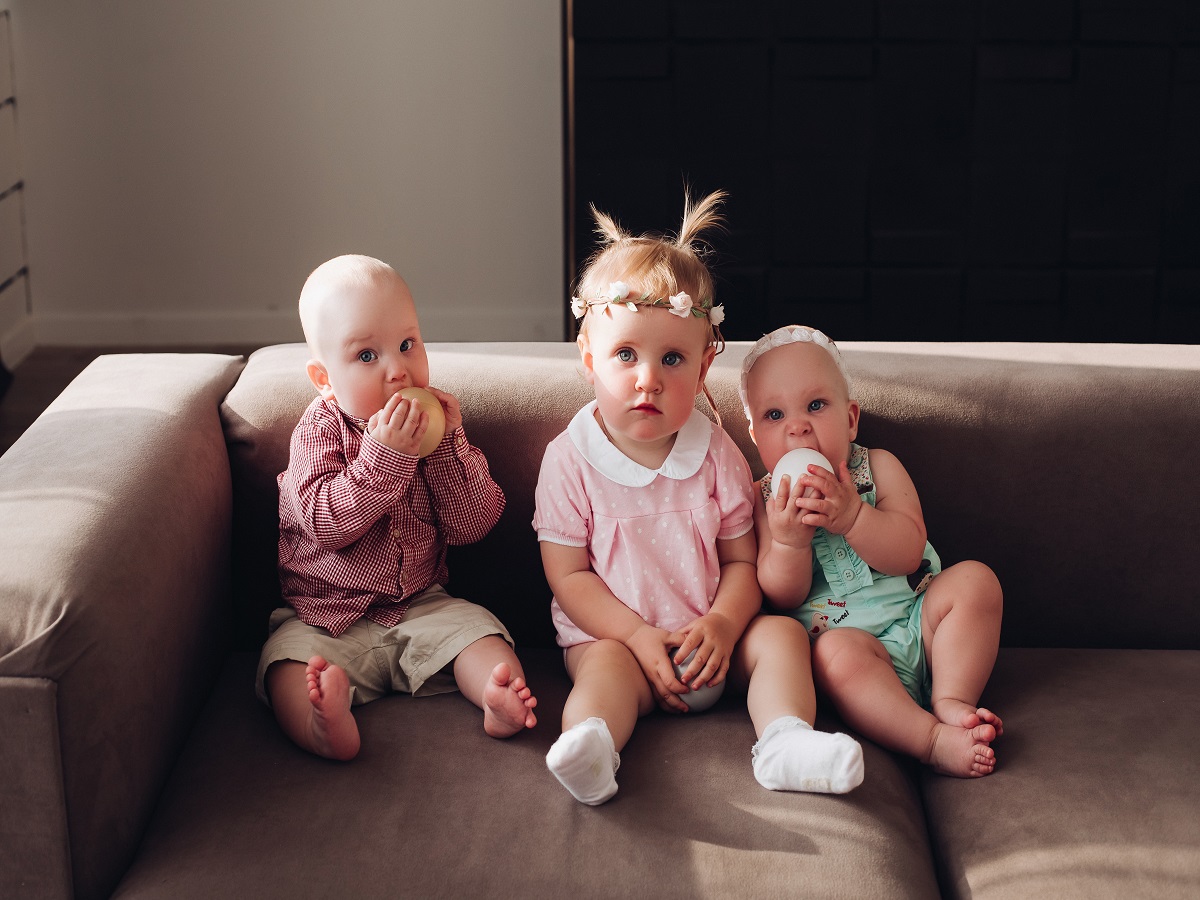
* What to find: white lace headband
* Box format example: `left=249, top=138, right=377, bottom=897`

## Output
left=738, top=325, right=852, bottom=420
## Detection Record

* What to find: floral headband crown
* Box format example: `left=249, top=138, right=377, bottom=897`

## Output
left=571, top=281, right=726, bottom=330
left=738, top=325, right=852, bottom=421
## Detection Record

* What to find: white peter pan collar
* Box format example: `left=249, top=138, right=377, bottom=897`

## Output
left=567, top=400, right=714, bottom=487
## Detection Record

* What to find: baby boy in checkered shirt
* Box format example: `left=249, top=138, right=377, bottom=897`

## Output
left=255, top=254, right=537, bottom=759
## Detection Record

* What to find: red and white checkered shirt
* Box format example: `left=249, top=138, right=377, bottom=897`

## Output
left=277, top=396, right=505, bottom=637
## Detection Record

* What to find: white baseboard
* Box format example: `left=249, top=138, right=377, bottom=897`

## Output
left=29, top=305, right=566, bottom=347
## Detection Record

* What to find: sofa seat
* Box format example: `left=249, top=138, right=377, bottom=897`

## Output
left=921, top=648, right=1200, bottom=899
left=111, top=649, right=943, bottom=899
left=109, top=647, right=1200, bottom=899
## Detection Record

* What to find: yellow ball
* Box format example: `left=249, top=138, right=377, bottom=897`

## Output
left=397, top=386, right=447, bottom=457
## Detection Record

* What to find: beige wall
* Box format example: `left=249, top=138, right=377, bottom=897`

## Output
left=0, top=9, right=33, bottom=369
left=5, top=1, right=564, bottom=348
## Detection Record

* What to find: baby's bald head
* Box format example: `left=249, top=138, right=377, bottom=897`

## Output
left=299, top=255, right=410, bottom=360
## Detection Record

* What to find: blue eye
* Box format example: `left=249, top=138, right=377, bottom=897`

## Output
left=808, top=400, right=827, bottom=413
left=357, top=350, right=377, bottom=363
left=400, top=339, right=415, bottom=352
left=662, top=352, right=683, bottom=367
left=617, top=348, right=635, bottom=363
left=765, top=409, right=784, bottom=421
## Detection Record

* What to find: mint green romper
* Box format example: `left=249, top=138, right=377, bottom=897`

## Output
left=762, top=443, right=939, bottom=708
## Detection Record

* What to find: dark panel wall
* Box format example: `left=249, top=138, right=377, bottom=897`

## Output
left=571, top=0, right=1200, bottom=343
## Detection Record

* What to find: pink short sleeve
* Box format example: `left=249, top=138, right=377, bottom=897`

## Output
left=532, top=433, right=590, bottom=548
left=711, top=427, right=756, bottom=542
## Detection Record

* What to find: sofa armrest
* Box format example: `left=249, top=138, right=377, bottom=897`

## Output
left=0, top=353, right=245, bottom=900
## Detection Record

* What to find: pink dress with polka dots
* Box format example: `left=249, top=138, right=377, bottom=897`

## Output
left=533, top=401, right=756, bottom=648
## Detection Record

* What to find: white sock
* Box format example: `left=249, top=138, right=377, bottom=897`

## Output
left=546, top=717, right=620, bottom=806
left=751, top=716, right=864, bottom=794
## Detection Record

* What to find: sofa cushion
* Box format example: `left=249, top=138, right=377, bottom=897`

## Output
left=922, top=647, right=1200, bottom=899
left=223, top=341, right=1200, bottom=654
left=830, top=342, right=1200, bottom=650
left=112, top=651, right=942, bottom=899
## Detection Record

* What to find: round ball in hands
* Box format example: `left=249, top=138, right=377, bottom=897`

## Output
left=396, top=386, right=446, bottom=457
left=770, top=448, right=835, bottom=499
left=670, top=647, right=725, bottom=712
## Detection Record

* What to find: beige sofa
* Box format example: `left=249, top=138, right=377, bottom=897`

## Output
left=2, top=341, right=1199, bottom=899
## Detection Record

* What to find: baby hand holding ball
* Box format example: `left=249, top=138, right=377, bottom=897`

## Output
left=670, top=647, right=725, bottom=712
left=770, top=448, right=835, bottom=499
left=395, top=386, right=446, bottom=457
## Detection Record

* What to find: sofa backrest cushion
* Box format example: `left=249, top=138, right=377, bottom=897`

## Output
left=221, top=341, right=1200, bottom=651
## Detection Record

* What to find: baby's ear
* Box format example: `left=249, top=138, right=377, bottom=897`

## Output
left=306, top=359, right=335, bottom=399
left=697, top=344, right=717, bottom=384
left=577, top=334, right=596, bottom=385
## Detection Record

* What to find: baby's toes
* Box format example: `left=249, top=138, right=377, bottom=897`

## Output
left=970, top=722, right=997, bottom=744
left=978, top=708, right=1004, bottom=735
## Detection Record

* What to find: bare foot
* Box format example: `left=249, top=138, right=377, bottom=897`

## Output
left=305, top=656, right=361, bottom=760
left=925, top=721, right=996, bottom=778
left=974, top=707, right=1004, bottom=737
left=482, top=662, right=538, bottom=738
left=933, top=698, right=1004, bottom=738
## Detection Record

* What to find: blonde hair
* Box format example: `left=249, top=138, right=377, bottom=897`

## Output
left=574, top=190, right=728, bottom=422
left=574, top=189, right=726, bottom=351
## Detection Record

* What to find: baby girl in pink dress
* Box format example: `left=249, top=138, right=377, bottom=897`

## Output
left=532, top=191, right=863, bottom=805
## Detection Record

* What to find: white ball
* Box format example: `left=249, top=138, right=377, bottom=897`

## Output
left=770, top=448, right=835, bottom=499
left=671, top=648, right=725, bottom=712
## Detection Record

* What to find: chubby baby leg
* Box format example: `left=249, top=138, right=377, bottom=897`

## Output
left=453, top=635, right=538, bottom=738
left=265, top=656, right=360, bottom=761
left=547, top=640, right=654, bottom=805
left=922, top=561, right=1005, bottom=740
left=814, top=628, right=996, bottom=778
left=735, top=616, right=864, bottom=794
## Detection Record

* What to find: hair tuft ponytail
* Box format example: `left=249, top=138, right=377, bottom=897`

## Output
left=590, top=204, right=630, bottom=247
left=675, top=189, right=726, bottom=251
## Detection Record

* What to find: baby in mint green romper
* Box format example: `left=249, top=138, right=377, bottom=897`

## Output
left=759, top=442, right=940, bottom=708
left=741, top=324, right=1004, bottom=779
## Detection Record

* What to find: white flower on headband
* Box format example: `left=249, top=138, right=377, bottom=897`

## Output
left=668, top=292, right=693, bottom=318
left=569, top=286, right=725, bottom=326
